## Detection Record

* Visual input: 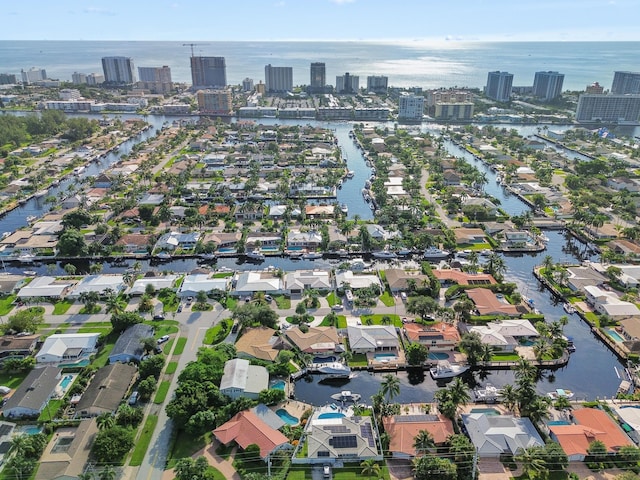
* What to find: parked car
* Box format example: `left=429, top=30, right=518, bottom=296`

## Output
left=323, top=465, right=331, bottom=478
left=231, top=323, right=239, bottom=334
left=264, top=295, right=273, bottom=302
left=157, top=335, right=170, bottom=344
left=331, top=304, right=344, bottom=311
left=177, top=305, right=183, bottom=313
left=129, top=391, right=139, bottom=405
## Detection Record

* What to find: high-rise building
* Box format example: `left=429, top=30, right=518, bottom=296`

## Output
left=398, top=93, right=425, bottom=121
left=309, top=62, right=326, bottom=92
left=86, top=73, right=104, bottom=85
left=425, top=89, right=473, bottom=107
left=137, top=66, right=173, bottom=94
left=264, top=64, right=293, bottom=93
left=101, top=57, right=135, bottom=84
left=611, top=71, right=640, bottom=95
left=336, top=73, right=359, bottom=94
left=59, top=89, right=82, bottom=100
left=196, top=89, right=232, bottom=115
left=586, top=82, right=604, bottom=94
left=71, top=72, right=87, bottom=85
left=21, top=68, right=47, bottom=84
left=242, top=78, right=254, bottom=92
left=366, top=76, right=388, bottom=94
left=434, top=103, right=474, bottom=121
left=576, top=94, right=640, bottom=124
left=190, top=56, right=227, bottom=89
left=485, top=71, right=513, bottom=102
left=0, top=73, right=18, bottom=85
left=532, top=71, right=564, bottom=101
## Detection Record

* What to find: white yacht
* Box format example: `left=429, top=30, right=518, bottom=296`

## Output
left=340, top=204, right=349, bottom=214
left=345, top=170, right=355, bottom=178
left=430, top=360, right=469, bottom=379
left=372, top=250, right=397, bottom=259
left=317, top=362, right=352, bottom=377
left=302, top=252, right=323, bottom=260
left=330, top=390, right=361, bottom=402
left=423, top=246, right=450, bottom=261
left=547, top=388, right=574, bottom=400
left=246, top=250, right=265, bottom=261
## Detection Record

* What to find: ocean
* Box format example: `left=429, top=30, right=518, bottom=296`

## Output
left=1, top=40, right=639, bottom=91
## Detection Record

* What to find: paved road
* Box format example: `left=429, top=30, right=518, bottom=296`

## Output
left=420, top=166, right=460, bottom=228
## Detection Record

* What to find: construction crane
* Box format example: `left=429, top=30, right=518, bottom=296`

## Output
left=182, top=43, right=210, bottom=57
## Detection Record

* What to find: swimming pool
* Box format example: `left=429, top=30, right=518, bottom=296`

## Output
left=313, top=355, right=337, bottom=363
left=607, top=329, right=625, bottom=342
left=374, top=353, right=398, bottom=362
left=60, top=375, right=73, bottom=389
left=318, top=412, right=345, bottom=419
left=470, top=408, right=500, bottom=416
left=288, top=246, right=304, bottom=251
left=217, top=247, right=236, bottom=253
left=261, top=246, right=279, bottom=252
left=548, top=420, right=570, bottom=426
left=58, top=359, right=89, bottom=368
left=18, top=425, right=43, bottom=435
left=275, top=409, right=299, bottom=425
left=271, top=380, right=286, bottom=391
left=428, top=352, right=449, bottom=360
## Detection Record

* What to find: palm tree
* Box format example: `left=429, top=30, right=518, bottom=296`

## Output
left=380, top=374, right=401, bottom=403
left=105, top=294, right=124, bottom=315
left=515, top=446, right=548, bottom=480
left=532, top=338, right=551, bottom=363
left=541, top=255, right=554, bottom=275
left=123, top=271, right=135, bottom=288
left=96, top=412, right=115, bottom=430
left=500, top=384, right=518, bottom=413
left=448, top=377, right=470, bottom=408
left=99, top=465, right=117, bottom=480
left=360, top=459, right=381, bottom=480
left=413, top=429, right=436, bottom=455
left=514, top=358, right=537, bottom=384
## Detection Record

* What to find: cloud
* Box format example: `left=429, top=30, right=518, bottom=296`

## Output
left=83, top=7, right=116, bottom=16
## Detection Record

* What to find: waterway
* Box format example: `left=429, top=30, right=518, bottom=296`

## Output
left=0, top=113, right=626, bottom=404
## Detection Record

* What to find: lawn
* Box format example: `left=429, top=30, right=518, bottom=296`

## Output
left=129, top=415, right=158, bottom=466
left=52, top=300, right=74, bottom=315
left=154, top=381, right=171, bottom=404
left=173, top=337, right=187, bottom=355
left=166, top=431, right=212, bottom=469
left=359, top=314, right=402, bottom=327
left=92, top=333, right=118, bottom=368
left=274, top=295, right=291, bottom=309
left=336, top=316, right=348, bottom=329
left=158, top=291, right=179, bottom=312
left=584, top=312, right=600, bottom=326
left=332, top=464, right=390, bottom=480
left=223, top=296, right=238, bottom=310
left=326, top=292, right=339, bottom=307
left=349, top=353, right=368, bottom=367
left=163, top=339, right=175, bottom=355
left=204, top=320, right=231, bottom=345
left=491, top=352, right=521, bottom=361
left=78, top=326, right=112, bottom=334
left=212, top=272, right=233, bottom=278
left=0, top=295, right=16, bottom=316
left=147, top=321, right=179, bottom=338
left=0, top=370, right=30, bottom=390
left=165, top=361, right=178, bottom=374
left=38, top=399, right=64, bottom=422
left=379, top=291, right=395, bottom=307
left=79, top=305, right=102, bottom=314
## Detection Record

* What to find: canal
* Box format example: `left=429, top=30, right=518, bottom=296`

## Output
left=0, top=113, right=628, bottom=405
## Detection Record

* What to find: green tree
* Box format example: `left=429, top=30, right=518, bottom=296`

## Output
left=405, top=342, right=428, bottom=366
left=139, top=355, right=165, bottom=380
left=380, top=374, right=401, bottom=402
left=110, top=311, right=143, bottom=333
left=137, top=375, right=157, bottom=401
left=174, top=456, right=213, bottom=480
left=63, top=263, right=77, bottom=275
left=91, top=426, right=134, bottom=464
left=96, top=413, right=115, bottom=430
left=58, top=228, right=88, bottom=256
left=98, top=465, right=116, bottom=480
left=413, top=429, right=435, bottom=455
left=448, top=434, right=475, bottom=480
left=360, top=459, right=382, bottom=480
left=413, top=455, right=457, bottom=480
left=62, top=210, right=95, bottom=229
left=515, top=446, right=548, bottom=480
left=115, top=404, right=144, bottom=428
left=5, top=308, right=42, bottom=333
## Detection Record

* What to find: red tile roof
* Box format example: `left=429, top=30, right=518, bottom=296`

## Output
left=382, top=414, right=455, bottom=456
left=432, top=270, right=496, bottom=285
left=404, top=322, right=460, bottom=344
left=466, top=288, right=520, bottom=316
left=213, top=410, right=289, bottom=458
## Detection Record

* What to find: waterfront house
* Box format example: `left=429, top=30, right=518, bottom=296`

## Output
left=503, top=230, right=535, bottom=248
left=549, top=408, right=634, bottom=461
left=234, top=271, right=283, bottom=296
left=36, top=333, right=100, bottom=365
left=36, top=418, right=98, bottom=480
left=219, top=358, right=269, bottom=400
left=116, top=233, right=153, bottom=253
left=213, top=410, right=291, bottom=460
left=565, top=266, right=607, bottom=292
left=382, top=413, right=454, bottom=458
left=284, top=270, right=331, bottom=297
left=453, top=228, right=487, bottom=245
left=384, top=269, right=431, bottom=293
left=467, top=319, right=539, bottom=352
left=0, top=334, right=39, bottom=363
left=365, top=224, right=399, bottom=241
left=201, top=231, right=241, bottom=251
left=287, top=230, right=323, bottom=249
left=3, top=366, right=61, bottom=418
left=465, top=288, right=522, bottom=316
left=608, top=177, right=640, bottom=192
left=246, top=232, right=282, bottom=250
left=234, top=203, right=263, bottom=221
left=403, top=322, right=460, bottom=351
left=305, top=414, right=381, bottom=462
left=285, top=326, right=341, bottom=354
left=0, top=274, right=26, bottom=294
left=609, top=239, right=640, bottom=258
left=67, top=274, right=126, bottom=298
left=108, top=324, right=154, bottom=364
left=347, top=325, right=399, bottom=354
left=17, top=276, right=74, bottom=300
left=432, top=269, right=497, bottom=286
left=443, top=171, right=461, bottom=186
left=584, top=285, right=640, bottom=318
left=235, top=327, right=284, bottom=362
left=335, top=270, right=381, bottom=290
left=179, top=274, right=229, bottom=298
left=304, top=205, right=335, bottom=218
left=128, top=274, right=179, bottom=296
left=75, top=363, right=137, bottom=418
left=155, top=231, right=201, bottom=251
left=462, top=413, right=544, bottom=458
left=618, top=318, right=640, bottom=343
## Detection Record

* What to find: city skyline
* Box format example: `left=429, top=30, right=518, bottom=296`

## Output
left=2, top=0, right=640, bottom=42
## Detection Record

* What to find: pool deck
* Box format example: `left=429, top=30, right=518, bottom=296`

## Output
left=271, top=399, right=313, bottom=425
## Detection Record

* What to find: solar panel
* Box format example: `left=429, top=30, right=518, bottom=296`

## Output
left=324, top=425, right=349, bottom=433
left=395, top=414, right=436, bottom=423
left=360, top=424, right=375, bottom=447
left=329, top=435, right=358, bottom=449
left=0, top=425, right=13, bottom=436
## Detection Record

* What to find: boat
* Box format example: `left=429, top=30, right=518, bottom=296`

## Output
left=302, top=252, right=323, bottom=260
left=17, top=253, right=35, bottom=263
left=397, top=248, right=413, bottom=256
left=547, top=388, right=574, bottom=400
left=473, top=384, right=502, bottom=403
left=245, top=250, right=265, bottom=261
left=430, top=360, right=469, bottom=379
left=155, top=252, right=172, bottom=260
left=330, top=390, right=361, bottom=402
left=372, top=250, right=397, bottom=259
left=288, top=251, right=303, bottom=259
left=317, top=362, right=352, bottom=377
left=423, top=246, right=450, bottom=261
left=340, top=204, right=349, bottom=214
left=345, top=170, right=355, bottom=178
left=34, top=189, right=48, bottom=198
left=26, top=216, right=37, bottom=224
left=337, top=180, right=343, bottom=189
left=563, top=303, right=576, bottom=314
left=23, top=270, right=37, bottom=276
left=73, top=166, right=85, bottom=175
left=538, top=233, right=550, bottom=243
left=199, top=253, right=217, bottom=260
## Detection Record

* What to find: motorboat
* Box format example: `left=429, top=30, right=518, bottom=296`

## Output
left=288, top=251, right=303, bottom=259
left=423, top=246, right=450, bottom=261
left=372, top=250, right=397, bottom=259
left=563, top=303, right=576, bottom=314
left=345, top=170, right=355, bottom=178
left=199, top=253, right=217, bottom=260
left=17, top=253, right=36, bottom=263
left=23, top=270, right=37, bottom=276
left=547, top=388, right=574, bottom=400
left=34, top=189, right=48, bottom=198
left=473, top=384, right=502, bottom=403
left=26, top=216, right=37, bottom=224
left=245, top=250, right=265, bottom=261
left=317, top=362, right=352, bottom=377
left=430, top=360, right=469, bottom=379
left=397, top=248, right=413, bottom=256
left=330, top=390, right=361, bottom=402
left=302, top=252, right=323, bottom=260
left=538, top=233, right=550, bottom=243
left=155, top=252, right=171, bottom=260
left=340, top=204, right=349, bottom=214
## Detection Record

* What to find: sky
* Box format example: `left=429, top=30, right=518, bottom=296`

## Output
left=2, top=0, right=640, bottom=42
